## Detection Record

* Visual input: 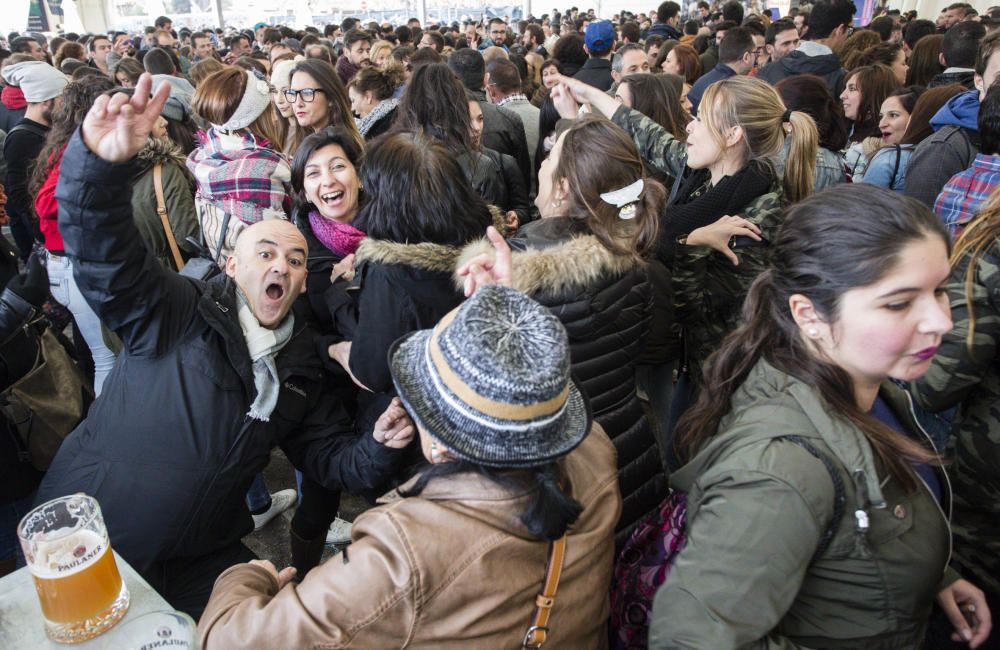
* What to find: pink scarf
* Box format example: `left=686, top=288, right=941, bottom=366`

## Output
left=308, top=210, right=365, bottom=257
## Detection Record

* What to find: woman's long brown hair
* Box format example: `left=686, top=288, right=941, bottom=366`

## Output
left=675, top=184, right=945, bottom=492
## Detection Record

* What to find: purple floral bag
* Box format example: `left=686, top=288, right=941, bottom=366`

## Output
left=609, top=490, right=688, bottom=650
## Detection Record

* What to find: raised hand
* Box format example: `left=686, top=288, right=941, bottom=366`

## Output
left=456, top=225, right=513, bottom=297
left=81, top=72, right=170, bottom=163
left=553, top=74, right=620, bottom=118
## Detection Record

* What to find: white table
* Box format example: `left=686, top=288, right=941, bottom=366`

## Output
left=0, top=551, right=173, bottom=648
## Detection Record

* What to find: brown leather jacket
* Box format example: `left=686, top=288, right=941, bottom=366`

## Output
left=198, top=424, right=622, bottom=649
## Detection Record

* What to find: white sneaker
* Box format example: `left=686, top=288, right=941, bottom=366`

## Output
left=325, top=517, right=353, bottom=545
left=251, top=489, right=297, bottom=531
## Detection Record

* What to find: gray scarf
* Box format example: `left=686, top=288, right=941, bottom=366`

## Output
left=356, top=97, right=399, bottom=137
left=235, top=288, right=295, bottom=421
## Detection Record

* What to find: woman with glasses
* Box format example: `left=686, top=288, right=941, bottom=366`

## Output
left=286, top=59, right=363, bottom=155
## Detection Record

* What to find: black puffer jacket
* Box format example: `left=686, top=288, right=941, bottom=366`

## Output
left=38, top=132, right=403, bottom=579
left=327, top=238, right=467, bottom=438
left=458, top=217, right=665, bottom=536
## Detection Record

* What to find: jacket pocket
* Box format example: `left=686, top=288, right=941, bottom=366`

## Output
left=180, top=340, right=243, bottom=391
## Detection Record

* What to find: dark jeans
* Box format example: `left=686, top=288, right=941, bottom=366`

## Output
left=291, top=476, right=341, bottom=540
left=144, top=542, right=257, bottom=621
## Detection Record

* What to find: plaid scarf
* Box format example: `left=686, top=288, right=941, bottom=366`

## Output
left=187, top=128, right=292, bottom=225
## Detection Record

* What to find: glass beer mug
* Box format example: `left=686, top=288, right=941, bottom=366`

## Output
left=18, top=494, right=130, bottom=643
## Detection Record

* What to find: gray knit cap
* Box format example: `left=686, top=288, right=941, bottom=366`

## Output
left=389, top=284, right=590, bottom=468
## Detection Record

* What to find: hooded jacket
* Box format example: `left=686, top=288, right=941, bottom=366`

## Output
left=647, top=22, right=682, bottom=41
left=904, top=89, right=980, bottom=208
left=37, top=132, right=402, bottom=582
left=650, top=360, right=956, bottom=648
left=457, top=217, right=665, bottom=537
left=914, top=239, right=1000, bottom=595
left=131, top=137, right=200, bottom=270
left=757, top=48, right=847, bottom=97
left=198, top=424, right=622, bottom=649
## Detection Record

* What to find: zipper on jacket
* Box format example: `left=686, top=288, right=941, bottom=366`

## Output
left=903, top=389, right=954, bottom=571
left=216, top=301, right=229, bottom=313
left=852, top=469, right=873, bottom=557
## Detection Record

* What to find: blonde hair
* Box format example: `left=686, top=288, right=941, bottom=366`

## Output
left=370, top=40, right=393, bottom=67
left=699, top=76, right=818, bottom=203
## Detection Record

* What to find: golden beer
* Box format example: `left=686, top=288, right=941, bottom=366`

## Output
left=19, top=495, right=130, bottom=643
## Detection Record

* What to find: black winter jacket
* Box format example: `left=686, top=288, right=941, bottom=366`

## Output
left=291, top=206, right=349, bottom=333
left=327, top=237, right=467, bottom=437
left=470, top=89, right=533, bottom=189
left=757, top=50, right=847, bottom=97
left=459, top=218, right=665, bottom=536
left=36, top=132, right=402, bottom=578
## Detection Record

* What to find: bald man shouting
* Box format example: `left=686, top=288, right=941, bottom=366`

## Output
left=35, top=74, right=413, bottom=620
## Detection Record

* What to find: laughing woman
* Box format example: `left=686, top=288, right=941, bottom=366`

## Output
left=290, top=127, right=365, bottom=332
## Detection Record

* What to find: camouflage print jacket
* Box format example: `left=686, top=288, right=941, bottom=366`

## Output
left=913, top=240, right=1000, bottom=594
left=610, top=105, right=786, bottom=379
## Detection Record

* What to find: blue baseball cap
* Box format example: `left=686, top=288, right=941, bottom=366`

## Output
left=584, top=20, right=615, bottom=50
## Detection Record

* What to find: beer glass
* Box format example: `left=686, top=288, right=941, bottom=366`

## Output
left=18, top=494, right=130, bottom=643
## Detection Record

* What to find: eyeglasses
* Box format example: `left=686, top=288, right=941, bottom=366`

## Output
left=284, top=88, right=325, bottom=102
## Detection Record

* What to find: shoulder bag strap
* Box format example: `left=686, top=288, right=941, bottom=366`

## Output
left=780, top=435, right=846, bottom=561
left=889, top=144, right=903, bottom=189
left=522, top=534, right=567, bottom=648
left=212, top=211, right=232, bottom=265
left=153, top=164, right=186, bottom=271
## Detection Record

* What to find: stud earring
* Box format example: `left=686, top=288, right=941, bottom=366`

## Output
left=808, top=327, right=819, bottom=338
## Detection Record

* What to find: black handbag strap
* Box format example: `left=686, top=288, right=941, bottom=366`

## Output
left=778, top=435, right=846, bottom=562
left=889, top=145, right=903, bottom=189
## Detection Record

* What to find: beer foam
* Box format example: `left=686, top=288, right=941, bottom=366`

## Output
left=29, top=529, right=108, bottom=579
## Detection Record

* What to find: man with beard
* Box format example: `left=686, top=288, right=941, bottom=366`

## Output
left=2, top=60, right=66, bottom=257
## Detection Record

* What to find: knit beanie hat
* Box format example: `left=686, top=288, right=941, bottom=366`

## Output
left=1, top=61, right=68, bottom=103
left=389, top=284, right=591, bottom=468
left=215, top=69, right=271, bottom=132
left=269, top=55, right=304, bottom=92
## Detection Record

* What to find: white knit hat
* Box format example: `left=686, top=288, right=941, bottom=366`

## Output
left=214, top=69, right=272, bottom=132
left=2, top=61, right=68, bottom=103
left=269, top=55, right=304, bottom=92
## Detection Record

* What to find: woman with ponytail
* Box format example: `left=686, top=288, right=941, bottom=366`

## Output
left=649, top=183, right=991, bottom=648
left=198, top=284, right=621, bottom=648
left=456, top=115, right=667, bottom=537
left=915, top=186, right=1000, bottom=631
left=551, top=73, right=818, bottom=393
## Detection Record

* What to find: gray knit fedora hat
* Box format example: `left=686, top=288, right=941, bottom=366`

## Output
left=389, top=284, right=590, bottom=468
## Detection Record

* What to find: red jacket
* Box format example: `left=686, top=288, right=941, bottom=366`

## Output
left=34, top=148, right=64, bottom=252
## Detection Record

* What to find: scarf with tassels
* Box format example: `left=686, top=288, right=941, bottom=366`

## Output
left=235, top=287, right=295, bottom=421
left=308, top=210, right=366, bottom=257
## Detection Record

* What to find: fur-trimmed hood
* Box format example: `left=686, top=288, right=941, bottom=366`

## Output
left=455, top=230, right=641, bottom=297
left=353, top=205, right=508, bottom=273
left=355, top=238, right=464, bottom=274
left=137, top=136, right=189, bottom=169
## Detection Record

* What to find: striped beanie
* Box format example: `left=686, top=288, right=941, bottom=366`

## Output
left=390, top=284, right=590, bottom=468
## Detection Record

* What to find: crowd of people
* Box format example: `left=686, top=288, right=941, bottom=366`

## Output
left=2, top=0, right=1000, bottom=647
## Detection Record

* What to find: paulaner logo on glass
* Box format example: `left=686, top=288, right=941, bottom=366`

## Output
left=57, top=543, right=103, bottom=573
left=139, top=640, right=190, bottom=649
